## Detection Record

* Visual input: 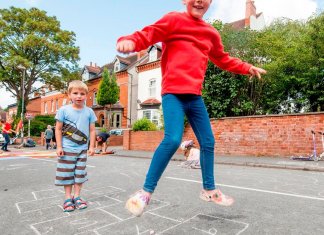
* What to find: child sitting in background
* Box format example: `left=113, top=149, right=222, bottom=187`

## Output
left=180, top=140, right=201, bottom=169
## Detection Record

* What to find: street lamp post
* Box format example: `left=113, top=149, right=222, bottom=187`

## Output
left=17, top=65, right=26, bottom=144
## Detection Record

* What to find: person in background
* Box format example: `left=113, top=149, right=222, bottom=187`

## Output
left=95, top=132, right=112, bottom=154
left=44, top=125, right=54, bottom=150
left=1, top=119, right=15, bottom=152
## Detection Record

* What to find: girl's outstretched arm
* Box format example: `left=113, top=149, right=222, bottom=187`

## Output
left=248, top=66, right=267, bottom=79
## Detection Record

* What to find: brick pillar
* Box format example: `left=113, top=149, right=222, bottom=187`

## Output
left=123, top=130, right=130, bottom=150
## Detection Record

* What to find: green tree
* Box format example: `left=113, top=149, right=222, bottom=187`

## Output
left=204, top=14, right=324, bottom=116
left=203, top=21, right=266, bottom=117
left=0, top=7, right=80, bottom=117
left=256, top=16, right=324, bottom=113
left=303, top=12, right=324, bottom=111
left=255, top=19, right=309, bottom=113
left=96, top=68, right=119, bottom=129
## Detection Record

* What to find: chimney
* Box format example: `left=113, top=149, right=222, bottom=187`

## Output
left=95, top=63, right=97, bottom=67
left=90, top=62, right=92, bottom=66
left=137, top=49, right=147, bottom=60
left=245, top=0, right=256, bottom=27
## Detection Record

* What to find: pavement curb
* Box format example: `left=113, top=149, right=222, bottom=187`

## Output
left=113, top=154, right=324, bottom=172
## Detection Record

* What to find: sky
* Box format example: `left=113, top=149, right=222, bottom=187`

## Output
left=0, top=0, right=323, bottom=109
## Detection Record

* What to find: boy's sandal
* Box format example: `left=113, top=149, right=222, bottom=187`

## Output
left=200, top=189, right=234, bottom=206
left=73, top=196, right=88, bottom=210
left=63, top=198, right=75, bottom=212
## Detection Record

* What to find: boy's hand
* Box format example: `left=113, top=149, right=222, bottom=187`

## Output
left=56, top=147, right=64, bottom=157
left=116, top=40, right=135, bottom=53
left=88, top=148, right=95, bottom=156
left=248, top=66, right=267, bottom=79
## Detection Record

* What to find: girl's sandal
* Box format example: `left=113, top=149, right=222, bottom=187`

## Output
left=63, top=198, right=75, bottom=212
left=200, top=189, right=234, bottom=206
left=73, top=196, right=88, bottom=210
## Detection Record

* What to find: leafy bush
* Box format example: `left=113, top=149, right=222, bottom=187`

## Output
left=34, top=115, right=56, bottom=126
left=29, top=115, right=56, bottom=136
left=132, top=118, right=157, bottom=131
left=100, top=127, right=107, bottom=133
left=29, top=120, right=48, bottom=137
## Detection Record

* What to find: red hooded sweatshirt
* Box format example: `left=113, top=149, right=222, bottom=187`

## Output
left=118, top=12, right=252, bottom=95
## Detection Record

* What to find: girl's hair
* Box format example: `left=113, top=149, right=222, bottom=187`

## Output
left=68, top=80, right=88, bottom=94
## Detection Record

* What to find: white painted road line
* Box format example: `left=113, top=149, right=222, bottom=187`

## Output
left=165, top=176, right=324, bottom=201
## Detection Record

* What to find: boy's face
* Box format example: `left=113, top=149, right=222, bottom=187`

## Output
left=182, top=0, right=212, bottom=19
left=68, top=88, right=87, bottom=108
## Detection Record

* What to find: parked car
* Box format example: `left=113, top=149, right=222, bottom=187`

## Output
left=108, top=129, right=124, bottom=136
left=0, top=133, right=5, bottom=146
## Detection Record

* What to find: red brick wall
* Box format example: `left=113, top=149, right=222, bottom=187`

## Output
left=123, top=113, right=324, bottom=157
left=26, top=97, right=41, bottom=115
left=41, top=93, right=68, bottom=115
left=109, top=135, right=123, bottom=146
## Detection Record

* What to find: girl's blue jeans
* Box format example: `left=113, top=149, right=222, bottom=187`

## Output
left=1, top=133, right=10, bottom=151
left=143, top=94, right=216, bottom=193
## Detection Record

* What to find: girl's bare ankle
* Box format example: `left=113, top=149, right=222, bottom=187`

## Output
left=142, top=190, right=152, bottom=197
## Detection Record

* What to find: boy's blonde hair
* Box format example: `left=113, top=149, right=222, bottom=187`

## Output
left=68, top=80, right=88, bottom=94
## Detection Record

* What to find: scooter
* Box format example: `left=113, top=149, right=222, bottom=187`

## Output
left=291, top=130, right=318, bottom=161
left=318, top=131, right=324, bottom=161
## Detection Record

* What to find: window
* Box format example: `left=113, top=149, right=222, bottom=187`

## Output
left=51, top=100, right=54, bottom=112
left=149, top=79, right=156, bottom=97
left=56, top=100, right=59, bottom=110
left=44, top=102, right=48, bottom=114
left=62, top=99, right=67, bottom=106
left=149, top=47, right=157, bottom=62
left=99, top=114, right=105, bottom=127
left=82, top=70, right=89, bottom=81
left=93, top=92, right=97, bottom=106
left=115, top=113, right=121, bottom=128
left=143, top=109, right=159, bottom=126
left=109, top=112, right=122, bottom=128
left=114, top=61, right=120, bottom=72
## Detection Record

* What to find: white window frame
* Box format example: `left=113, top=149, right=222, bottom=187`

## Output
left=44, top=102, right=48, bottom=114
left=62, top=98, right=67, bottom=106
left=93, top=92, right=97, bottom=106
left=149, top=79, right=156, bottom=97
left=143, top=109, right=159, bottom=126
left=149, top=47, right=157, bottom=62
left=114, top=61, right=120, bottom=72
left=109, top=111, right=122, bottom=128
left=51, top=100, right=54, bottom=112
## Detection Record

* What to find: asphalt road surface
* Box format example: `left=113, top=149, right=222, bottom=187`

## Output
left=1, top=154, right=324, bottom=235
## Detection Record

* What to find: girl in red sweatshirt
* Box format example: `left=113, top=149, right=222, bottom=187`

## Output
left=117, top=0, right=266, bottom=217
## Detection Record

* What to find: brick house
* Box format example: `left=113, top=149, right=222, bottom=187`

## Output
left=81, top=45, right=162, bottom=129
left=136, top=45, right=163, bottom=127
left=7, top=95, right=41, bottom=120
left=229, top=0, right=265, bottom=30
left=16, top=46, right=160, bottom=130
